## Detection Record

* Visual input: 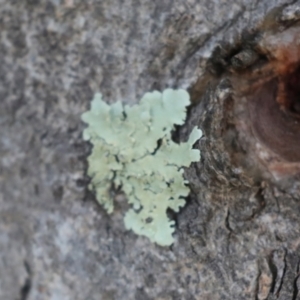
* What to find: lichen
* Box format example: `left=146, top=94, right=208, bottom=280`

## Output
left=81, top=89, right=202, bottom=246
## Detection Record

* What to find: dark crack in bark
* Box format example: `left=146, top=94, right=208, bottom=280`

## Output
left=19, top=260, right=31, bottom=300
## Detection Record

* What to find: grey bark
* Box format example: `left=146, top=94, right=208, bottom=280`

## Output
left=1, top=0, right=300, bottom=299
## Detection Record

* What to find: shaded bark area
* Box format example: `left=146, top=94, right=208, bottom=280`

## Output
left=1, top=0, right=300, bottom=299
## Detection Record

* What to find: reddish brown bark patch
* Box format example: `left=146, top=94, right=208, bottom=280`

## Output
left=247, top=78, right=300, bottom=162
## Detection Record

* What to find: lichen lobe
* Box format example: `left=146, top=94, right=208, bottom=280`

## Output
left=81, top=89, right=202, bottom=246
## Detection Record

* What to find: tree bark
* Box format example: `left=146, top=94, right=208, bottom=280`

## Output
left=1, top=0, right=300, bottom=299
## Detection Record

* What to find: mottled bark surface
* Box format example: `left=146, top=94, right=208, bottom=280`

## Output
left=1, top=0, right=300, bottom=299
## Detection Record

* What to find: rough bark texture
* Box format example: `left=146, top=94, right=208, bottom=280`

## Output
left=2, top=0, right=300, bottom=299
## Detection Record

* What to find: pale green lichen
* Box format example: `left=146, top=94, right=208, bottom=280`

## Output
left=81, top=89, right=202, bottom=246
